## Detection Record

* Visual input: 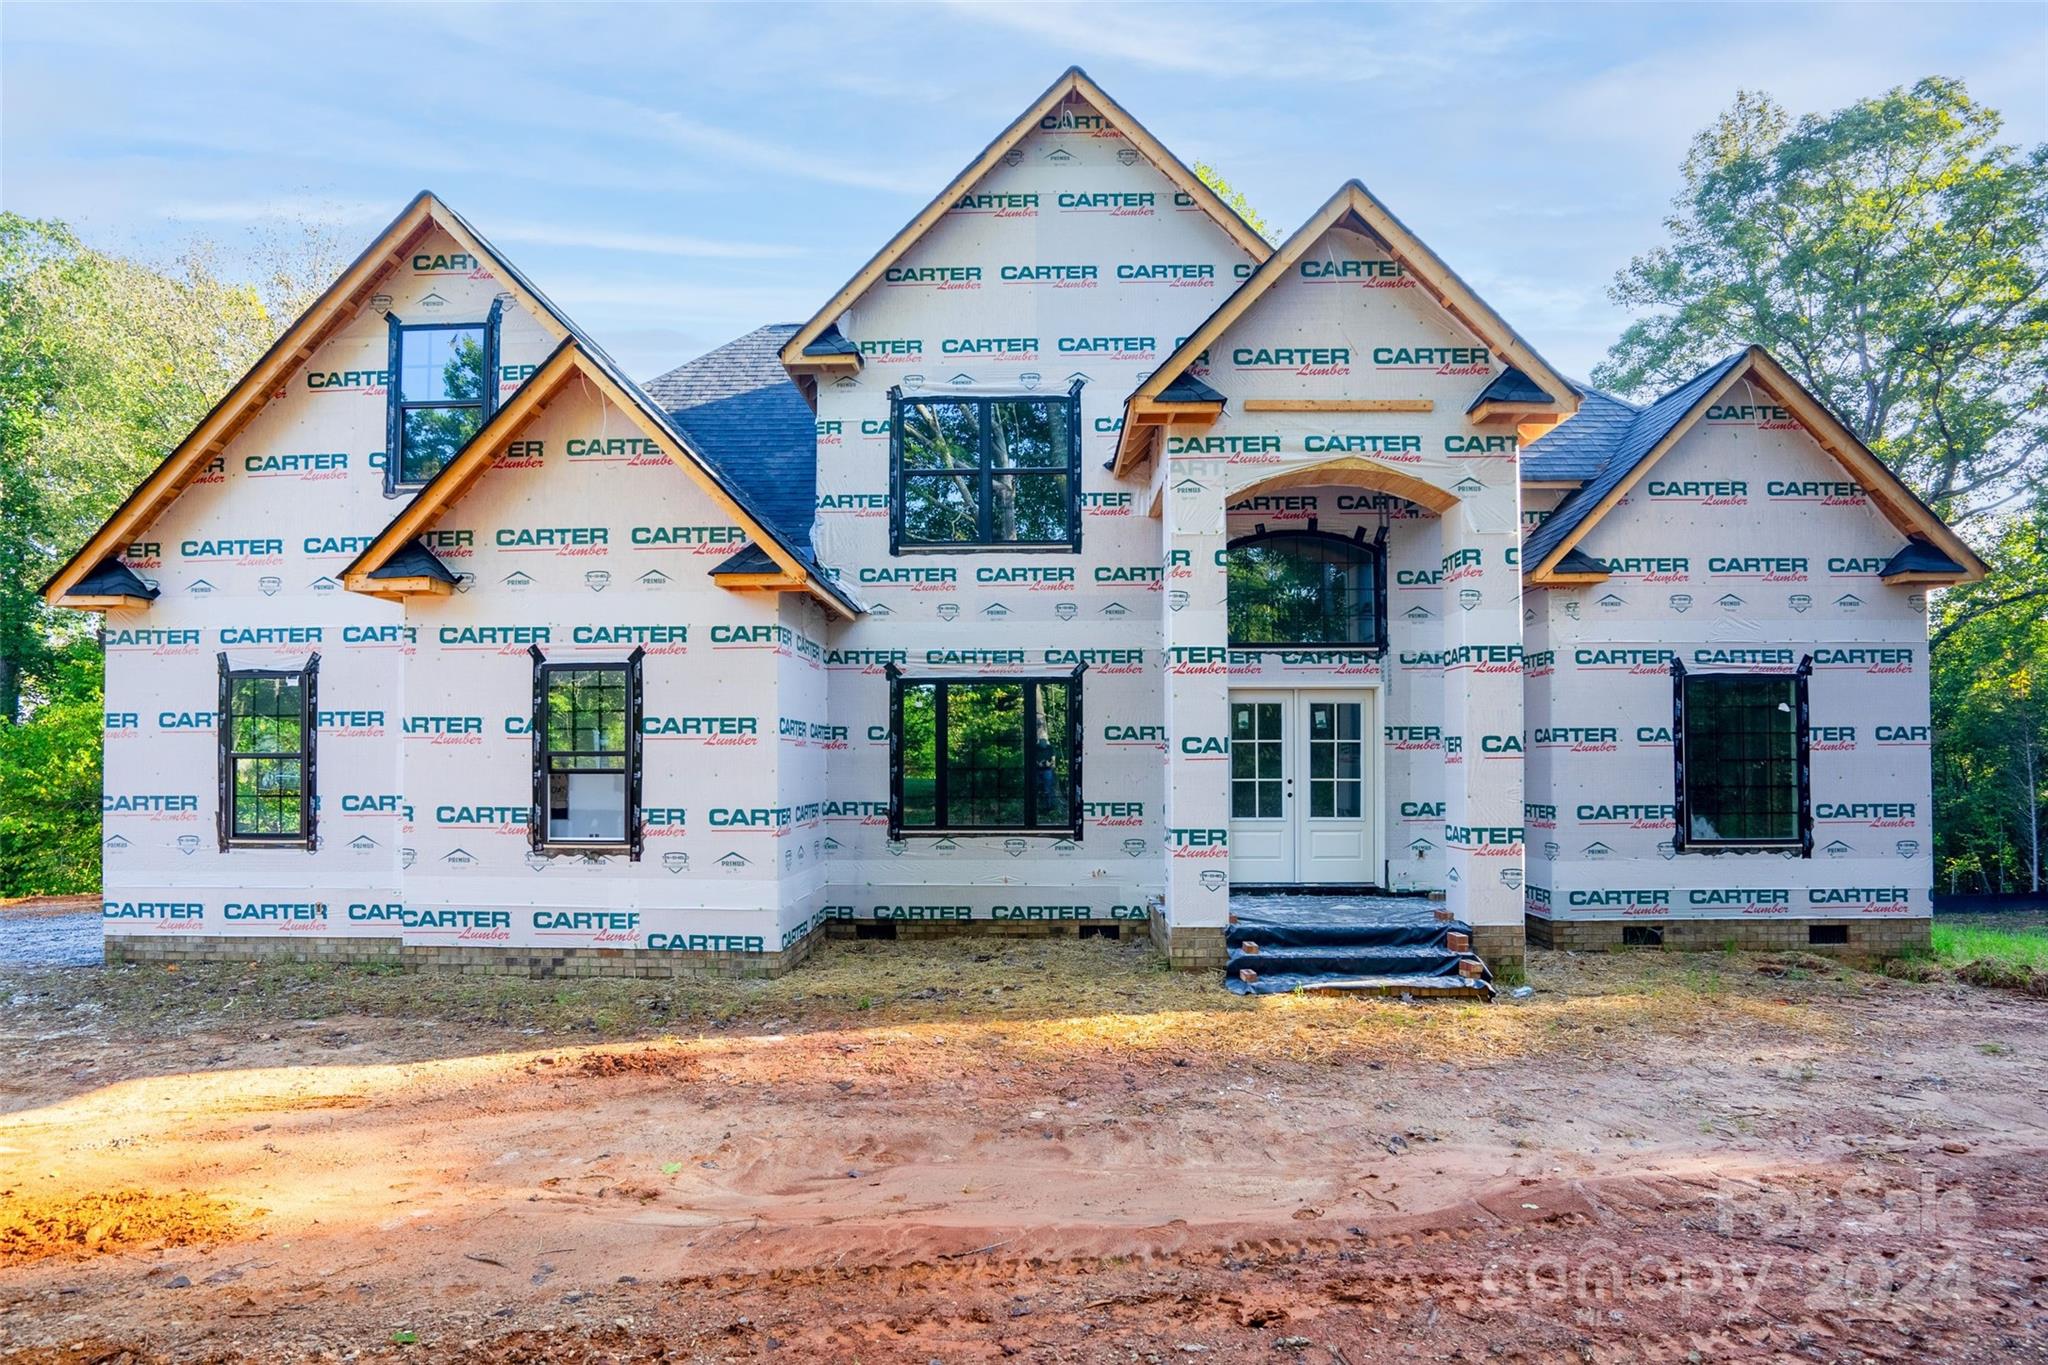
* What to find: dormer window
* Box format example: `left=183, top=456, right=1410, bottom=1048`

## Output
left=386, top=299, right=501, bottom=492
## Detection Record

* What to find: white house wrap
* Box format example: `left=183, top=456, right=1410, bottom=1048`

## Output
left=50, top=69, right=1982, bottom=976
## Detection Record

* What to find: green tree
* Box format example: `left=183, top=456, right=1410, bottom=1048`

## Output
left=1594, top=78, right=2048, bottom=891
left=1195, top=161, right=1282, bottom=247
left=0, top=215, right=340, bottom=894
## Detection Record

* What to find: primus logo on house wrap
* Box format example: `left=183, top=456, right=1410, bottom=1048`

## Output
left=643, top=714, right=757, bottom=742
left=565, top=436, right=663, bottom=465
left=1057, top=192, right=1154, bottom=216
left=631, top=525, right=746, bottom=552
left=1645, top=479, right=1747, bottom=505
left=1600, top=557, right=1691, bottom=581
left=1299, top=259, right=1409, bottom=286
left=1532, top=726, right=1619, bottom=752
left=1816, top=647, right=1914, bottom=674
left=1232, top=345, right=1350, bottom=375
left=573, top=624, right=687, bottom=653
left=1578, top=803, right=1675, bottom=828
left=1568, top=888, right=1670, bottom=912
left=103, top=900, right=202, bottom=923
left=943, top=336, right=1038, bottom=355
left=181, top=537, right=283, bottom=560
left=103, top=793, right=199, bottom=816
left=306, top=367, right=388, bottom=393
left=1817, top=801, right=1917, bottom=827
left=952, top=192, right=1039, bottom=216
left=1373, top=346, right=1490, bottom=376
left=1707, top=401, right=1798, bottom=429
left=1808, top=886, right=1913, bottom=912
left=1574, top=647, right=1674, bottom=674
left=1060, top=336, right=1155, bottom=358
left=1004, top=264, right=1097, bottom=286
left=246, top=451, right=347, bottom=479
left=884, top=264, right=982, bottom=288
left=1690, top=888, right=1792, bottom=911
left=1118, top=263, right=1215, bottom=286
left=1775, top=481, right=1867, bottom=505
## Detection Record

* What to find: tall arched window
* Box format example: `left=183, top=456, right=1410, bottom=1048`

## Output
left=1225, top=530, right=1385, bottom=649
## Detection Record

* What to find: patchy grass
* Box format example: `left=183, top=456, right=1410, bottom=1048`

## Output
left=0, top=937, right=1858, bottom=1077
left=1885, top=919, right=2048, bottom=997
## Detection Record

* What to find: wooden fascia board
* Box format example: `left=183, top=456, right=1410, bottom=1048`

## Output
left=714, top=571, right=807, bottom=589
left=41, top=196, right=443, bottom=606
left=1520, top=479, right=1585, bottom=491
left=1525, top=570, right=1610, bottom=587
left=56, top=594, right=154, bottom=611
left=781, top=68, right=1271, bottom=373
left=1131, top=399, right=1223, bottom=425
left=1468, top=399, right=1556, bottom=423
left=1742, top=352, right=1987, bottom=583
left=1527, top=362, right=1755, bottom=580
left=783, top=352, right=862, bottom=378
left=342, top=574, right=453, bottom=598
left=1880, top=569, right=1971, bottom=586
left=1241, top=398, right=1434, bottom=414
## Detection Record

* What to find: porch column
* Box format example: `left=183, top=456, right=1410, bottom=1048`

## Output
left=1438, top=472, right=1527, bottom=965
left=1158, top=458, right=1231, bottom=968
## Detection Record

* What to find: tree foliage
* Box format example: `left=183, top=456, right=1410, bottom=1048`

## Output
left=1194, top=161, right=1283, bottom=247
left=1597, top=78, right=2048, bottom=891
left=0, top=215, right=339, bottom=894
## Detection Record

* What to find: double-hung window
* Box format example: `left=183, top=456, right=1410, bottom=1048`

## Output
left=385, top=299, right=501, bottom=492
left=529, top=647, right=644, bottom=856
left=890, top=385, right=1081, bottom=551
left=1671, top=659, right=1812, bottom=853
left=217, top=654, right=317, bottom=849
left=888, top=667, right=1084, bottom=838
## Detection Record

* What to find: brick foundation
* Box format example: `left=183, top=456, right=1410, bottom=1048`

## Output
left=104, top=931, right=822, bottom=980
left=1151, top=920, right=1229, bottom=971
left=1526, top=916, right=1930, bottom=958
left=1470, top=923, right=1526, bottom=972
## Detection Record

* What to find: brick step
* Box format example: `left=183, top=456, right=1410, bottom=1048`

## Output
left=1225, top=970, right=1494, bottom=1000
left=1225, top=915, right=1465, bottom=952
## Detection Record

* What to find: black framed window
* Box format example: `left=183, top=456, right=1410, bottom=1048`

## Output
left=217, top=653, right=317, bottom=849
left=529, top=648, right=643, bottom=854
left=386, top=298, right=501, bottom=492
left=890, top=383, right=1082, bottom=551
left=887, top=667, right=1084, bottom=838
left=1672, top=658, right=1812, bottom=853
left=1225, top=528, right=1386, bottom=650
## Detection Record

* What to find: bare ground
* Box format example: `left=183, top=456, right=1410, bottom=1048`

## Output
left=0, top=939, right=2044, bottom=1363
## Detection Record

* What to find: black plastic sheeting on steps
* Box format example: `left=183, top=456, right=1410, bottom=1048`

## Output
left=1227, top=943, right=1471, bottom=978
left=1225, top=971, right=1492, bottom=998
left=1223, top=893, right=1492, bottom=999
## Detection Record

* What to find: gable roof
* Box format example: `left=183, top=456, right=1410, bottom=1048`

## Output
left=778, top=66, right=1273, bottom=379
left=1113, top=180, right=1581, bottom=474
left=644, top=323, right=817, bottom=549
left=1522, top=345, right=1986, bottom=585
left=41, top=191, right=583, bottom=608
left=343, top=338, right=860, bottom=617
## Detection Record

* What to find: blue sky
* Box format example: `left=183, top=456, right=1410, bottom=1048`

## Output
left=5, top=2, right=2043, bottom=383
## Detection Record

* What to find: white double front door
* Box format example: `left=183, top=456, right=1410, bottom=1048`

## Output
left=1228, top=689, right=1378, bottom=886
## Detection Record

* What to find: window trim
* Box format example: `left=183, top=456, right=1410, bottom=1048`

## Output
left=1670, top=656, right=1812, bottom=855
left=216, top=652, right=318, bottom=851
left=888, top=381, right=1084, bottom=554
left=885, top=663, right=1086, bottom=840
left=1224, top=524, right=1389, bottom=652
left=527, top=645, right=644, bottom=859
left=384, top=298, right=502, bottom=496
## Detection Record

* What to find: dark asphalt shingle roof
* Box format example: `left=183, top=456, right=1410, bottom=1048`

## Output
left=1522, top=351, right=1749, bottom=574
left=71, top=558, right=159, bottom=599
left=368, top=541, right=458, bottom=584
left=1160, top=372, right=1225, bottom=404
left=1521, top=387, right=1640, bottom=482
left=1467, top=365, right=1550, bottom=412
left=1881, top=540, right=1968, bottom=577
left=644, top=323, right=819, bottom=553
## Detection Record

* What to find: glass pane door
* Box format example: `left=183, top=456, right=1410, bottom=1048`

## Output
left=1306, top=701, right=1363, bottom=819
left=1230, top=700, right=1286, bottom=819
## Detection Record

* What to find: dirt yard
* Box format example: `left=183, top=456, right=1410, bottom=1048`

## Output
left=0, top=938, right=2043, bottom=1363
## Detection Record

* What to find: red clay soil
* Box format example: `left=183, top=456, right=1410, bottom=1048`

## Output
left=0, top=950, right=2043, bottom=1363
